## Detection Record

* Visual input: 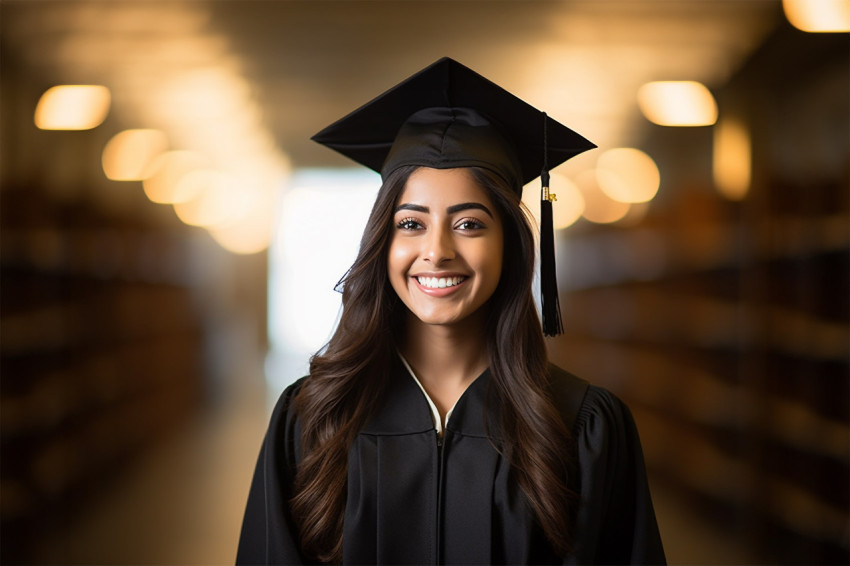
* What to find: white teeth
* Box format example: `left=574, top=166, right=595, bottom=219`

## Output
left=417, top=276, right=465, bottom=289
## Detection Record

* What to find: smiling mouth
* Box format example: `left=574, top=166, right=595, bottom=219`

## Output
left=415, top=276, right=467, bottom=289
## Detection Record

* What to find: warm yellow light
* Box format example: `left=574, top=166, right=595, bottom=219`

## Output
left=637, top=81, right=718, bottom=126
left=172, top=170, right=243, bottom=227
left=713, top=117, right=752, bottom=201
left=102, top=129, right=169, bottom=181
left=521, top=171, right=585, bottom=230
left=521, top=183, right=541, bottom=227
left=208, top=189, right=277, bottom=254
left=596, top=148, right=661, bottom=203
left=34, top=85, right=111, bottom=130
left=210, top=220, right=273, bottom=255
left=551, top=176, right=585, bottom=230
left=142, top=151, right=206, bottom=204
left=575, top=170, right=631, bottom=224
left=783, top=0, right=850, bottom=32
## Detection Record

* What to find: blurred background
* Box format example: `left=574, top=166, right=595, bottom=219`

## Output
left=1, top=0, right=847, bottom=564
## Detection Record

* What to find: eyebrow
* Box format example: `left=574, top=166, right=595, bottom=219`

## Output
left=394, top=202, right=494, bottom=219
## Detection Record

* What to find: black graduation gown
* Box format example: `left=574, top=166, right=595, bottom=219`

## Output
left=236, top=359, right=665, bottom=565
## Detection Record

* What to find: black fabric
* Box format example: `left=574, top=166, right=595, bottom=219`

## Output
left=382, top=107, right=525, bottom=191
left=311, top=57, right=595, bottom=191
left=236, top=358, right=666, bottom=565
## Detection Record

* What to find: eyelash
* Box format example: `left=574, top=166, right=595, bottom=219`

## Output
left=456, top=217, right=485, bottom=230
left=396, top=217, right=423, bottom=231
left=394, top=217, right=486, bottom=231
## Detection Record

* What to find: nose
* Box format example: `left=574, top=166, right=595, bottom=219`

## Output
left=424, top=224, right=455, bottom=264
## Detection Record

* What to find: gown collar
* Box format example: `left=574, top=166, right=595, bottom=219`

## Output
left=360, top=353, right=492, bottom=438
left=398, top=352, right=455, bottom=436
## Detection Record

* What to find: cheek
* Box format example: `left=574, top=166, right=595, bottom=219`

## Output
left=484, top=237, right=504, bottom=275
left=467, top=239, right=503, bottom=291
left=387, top=239, right=412, bottom=286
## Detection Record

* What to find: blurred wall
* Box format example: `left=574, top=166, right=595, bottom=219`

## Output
left=547, top=20, right=849, bottom=564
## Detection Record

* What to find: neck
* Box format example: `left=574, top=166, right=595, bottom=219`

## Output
left=398, top=309, right=490, bottom=418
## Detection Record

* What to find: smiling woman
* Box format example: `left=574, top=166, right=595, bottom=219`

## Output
left=237, top=57, right=665, bottom=565
left=388, top=167, right=504, bottom=331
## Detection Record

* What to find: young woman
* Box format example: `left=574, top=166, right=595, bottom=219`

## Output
left=237, top=58, right=665, bottom=565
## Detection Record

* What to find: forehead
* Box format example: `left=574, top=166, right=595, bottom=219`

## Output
left=397, top=167, right=495, bottom=208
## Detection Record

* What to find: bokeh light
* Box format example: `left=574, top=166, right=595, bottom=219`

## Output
left=522, top=171, right=585, bottom=230
left=208, top=191, right=278, bottom=255
left=575, top=169, right=632, bottom=224
left=783, top=0, right=850, bottom=32
left=713, top=117, right=752, bottom=201
left=102, top=129, right=169, bottom=181
left=172, top=170, right=241, bottom=227
left=34, top=85, right=111, bottom=130
left=637, top=81, right=718, bottom=127
left=596, top=148, right=661, bottom=203
left=142, top=150, right=207, bottom=204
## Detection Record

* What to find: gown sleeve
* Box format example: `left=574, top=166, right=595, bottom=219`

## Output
left=567, top=386, right=666, bottom=565
left=236, top=380, right=309, bottom=565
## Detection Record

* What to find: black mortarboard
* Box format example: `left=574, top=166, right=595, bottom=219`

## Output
left=312, top=57, right=595, bottom=336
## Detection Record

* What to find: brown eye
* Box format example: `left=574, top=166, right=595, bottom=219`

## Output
left=396, top=218, right=423, bottom=231
left=456, top=218, right=485, bottom=230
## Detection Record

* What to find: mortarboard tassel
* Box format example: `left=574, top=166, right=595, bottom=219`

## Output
left=540, top=114, right=563, bottom=336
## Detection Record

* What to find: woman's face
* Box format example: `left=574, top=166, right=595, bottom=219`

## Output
left=388, top=167, right=504, bottom=329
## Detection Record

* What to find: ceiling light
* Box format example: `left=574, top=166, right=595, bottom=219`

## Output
left=551, top=176, right=585, bottom=230
left=34, top=85, right=111, bottom=130
left=637, top=81, right=718, bottom=126
left=596, top=148, right=660, bottom=203
left=173, top=170, right=242, bottom=227
left=522, top=172, right=585, bottom=230
left=713, top=117, right=751, bottom=201
left=102, top=129, right=168, bottom=181
left=783, top=0, right=850, bottom=32
left=208, top=191, right=277, bottom=255
left=575, top=170, right=631, bottom=224
left=142, top=150, right=206, bottom=204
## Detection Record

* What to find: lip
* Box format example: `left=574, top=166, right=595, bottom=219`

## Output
left=410, top=273, right=469, bottom=297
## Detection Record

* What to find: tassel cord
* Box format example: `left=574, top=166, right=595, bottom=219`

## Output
left=539, top=113, right=563, bottom=336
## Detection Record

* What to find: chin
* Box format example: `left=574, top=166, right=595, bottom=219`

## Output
left=409, top=313, right=462, bottom=327
left=407, top=305, right=489, bottom=330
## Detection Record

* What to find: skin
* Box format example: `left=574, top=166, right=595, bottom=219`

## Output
left=388, top=167, right=504, bottom=422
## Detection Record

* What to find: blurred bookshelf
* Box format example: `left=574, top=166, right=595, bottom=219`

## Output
left=550, top=203, right=848, bottom=563
left=549, top=24, right=849, bottom=564
left=0, top=184, right=206, bottom=562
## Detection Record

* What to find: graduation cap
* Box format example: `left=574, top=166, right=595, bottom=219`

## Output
left=312, top=57, right=595, bottom=336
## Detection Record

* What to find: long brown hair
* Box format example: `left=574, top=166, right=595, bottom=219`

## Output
left=291, top=165, right=573, bottom=562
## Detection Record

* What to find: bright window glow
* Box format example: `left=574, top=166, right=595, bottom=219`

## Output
left=575, top=170, right=631, bottom=224
left=34, top=85, right=111, bottom=130
left=267, top=169, right=380, bottom=390
left=102, top=129, right=168, bottom=181
left=783, top=0, right=850, bottom=32
left=637, top=81, right=718, bottom=127
left=713, top=117, right=752, bottom=201
left=522, top=171, right=585, bottom=230
left=596, top=148, right=660, bottom=203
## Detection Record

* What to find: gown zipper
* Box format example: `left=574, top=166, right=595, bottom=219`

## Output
left=435, top=431, right=445, bottom=565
